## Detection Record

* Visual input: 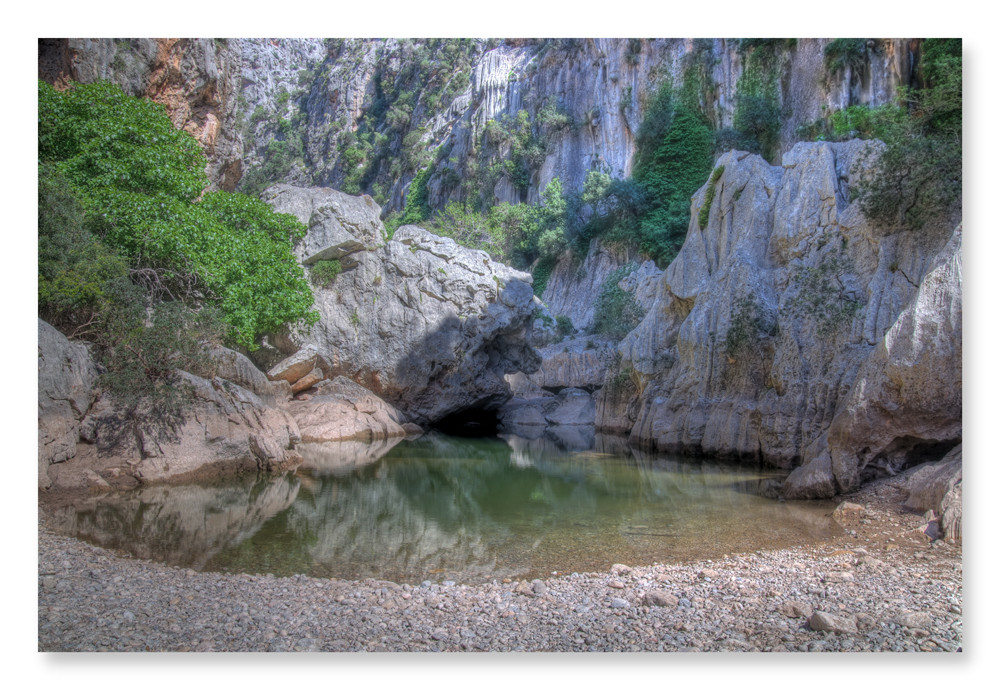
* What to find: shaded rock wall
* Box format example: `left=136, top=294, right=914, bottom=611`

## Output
left=784, top=224, right=962, bottom=497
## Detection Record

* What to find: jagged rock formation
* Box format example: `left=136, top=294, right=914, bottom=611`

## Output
left=263, top=185, right=540, bottom=425
left=597, top=142, right=960, bottom=491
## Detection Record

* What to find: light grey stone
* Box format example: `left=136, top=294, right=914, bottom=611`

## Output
left=809, top=611, right=857, bottom=634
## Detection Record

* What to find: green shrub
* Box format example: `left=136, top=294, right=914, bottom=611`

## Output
left=591, top=264, right=643, bottom=339
left=823, top=39, right=868, bottom=77
left=786, top=253, right=863, bottom=336
left=38, top=79, right=317, bottom=352
left=555, top=314, right=574, bottom=337
left=310, top=259, right=343, bottom=288
left=38, top=166, right=129, bottom=339
left=633, top=96, right=714, bottom=264
left=724, top=295, right=776, bottom=357
left=698, top=182, right=716, bottom=229
left=854, top=39, right=962, bottom=230
left=829, top=104, right=905, bottom=141
left=531, top=255, right=557, bottom=297
left=732, top=44, right=782, bottom=160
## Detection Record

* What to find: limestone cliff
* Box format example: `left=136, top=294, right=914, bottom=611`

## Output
left=38, top=38, right=918, bottom=209
left=594, top=141, right=959, bottom=494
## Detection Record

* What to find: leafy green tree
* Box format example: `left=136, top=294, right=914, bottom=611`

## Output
left=632, top=99, right=714, bottom=264
left=854, top=39, right=962, bottom=230
left=38, top=79, right=317, bottom=350
left=38, top=166, right=130, bottom=339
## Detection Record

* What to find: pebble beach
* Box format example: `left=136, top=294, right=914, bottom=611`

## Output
left=37, top=473, right=962, bottom=653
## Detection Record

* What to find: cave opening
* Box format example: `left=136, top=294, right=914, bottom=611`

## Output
left=432, top=406, right=500, bottom=437
left=859, top=437, right=961, bottom=483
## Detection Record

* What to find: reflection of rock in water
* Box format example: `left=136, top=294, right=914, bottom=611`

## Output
left=593, top=433, right=633, bottom=456
left=545, top=424, right=595, bottom=451
left=287, top=475, right=528, bottom=582
left=47, top=475, right=300, bottom=569
left=47, top=434, right=842, bottom=583
left=297, top=437, right=404, bottom=476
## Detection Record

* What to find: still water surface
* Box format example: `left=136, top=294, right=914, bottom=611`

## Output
left=49, top=433, right=842, bottom=584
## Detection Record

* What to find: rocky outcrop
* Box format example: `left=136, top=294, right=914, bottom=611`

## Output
left=206, top=345, right=290, bottom=405
left=529, top=336, right=618, bottom=391
left=603, top=142, right=958, bottom=482
left=38, top=319, right=99, bottom=489
left=902, top=445, right=962, bottom=542
left=264, top=186, right=540, bottom=425
left=38, top=321, right=305, bottom=490
left=784, top=224, right=962, bottom=497
left=263, top=184, right=386, bottom=265
left=85, top=371, right=303, bottom=484
left=540, top=242, right=643, bottom=332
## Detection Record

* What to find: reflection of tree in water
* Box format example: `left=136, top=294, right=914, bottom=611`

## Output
left=51, top=433, right=841, bottom=583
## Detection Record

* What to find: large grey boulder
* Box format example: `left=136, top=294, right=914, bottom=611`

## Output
left=38, top=319, right=99, bottom=489
left=264, top=187, right=540, bottom=425
left=262, top=184, right=386, bottom=266
left=285, top=376, right=408, bottom=443
left=206, top=345, right=291, bottom=405
left=606, top=142, right=958, bottom=479
left=83, top=372, right=303, bottom=484
left=903, top=445, right=962, bottom=542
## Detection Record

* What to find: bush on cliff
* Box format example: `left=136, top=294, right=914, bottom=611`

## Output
left=855, top=39, right=962, bottom=231
left=568, top=82, right=713, bottom=268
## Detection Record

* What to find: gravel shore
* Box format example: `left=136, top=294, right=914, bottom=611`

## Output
left=38, top=473, right=962, bottom=652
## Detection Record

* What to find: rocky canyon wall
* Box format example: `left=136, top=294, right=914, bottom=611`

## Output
left=591, top=141, right=960, bottom=497
left=38, top=38, right=918, bottom=210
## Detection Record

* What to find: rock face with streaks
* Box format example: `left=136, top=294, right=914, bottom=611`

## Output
left=595, top=142, right=960, bottom=496
left=264, top=185, right=540, bottom=425
left=39, top=38, right=918, bottom=209
left=785, top=225, right=962, bottom=497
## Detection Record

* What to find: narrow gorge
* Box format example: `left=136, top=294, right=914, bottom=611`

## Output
left=37, top=37, right=963, bottom=653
